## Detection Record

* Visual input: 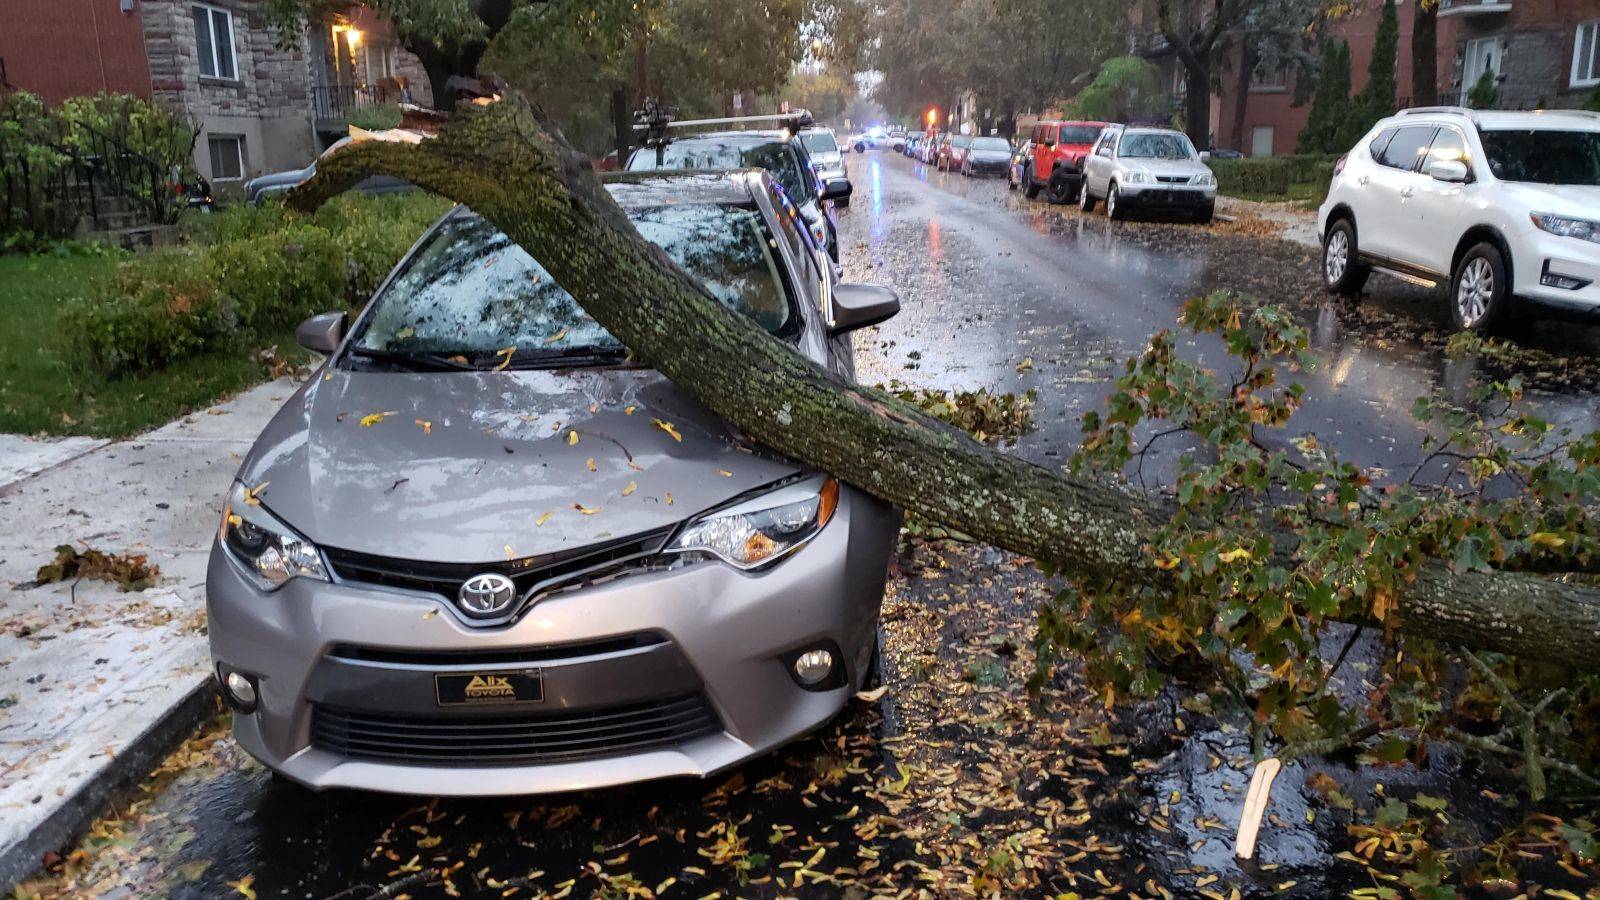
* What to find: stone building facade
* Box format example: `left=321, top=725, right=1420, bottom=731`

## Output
left=2, top=0, right=433, bottom=193
left=1443, top=0, right=1600, bottom=110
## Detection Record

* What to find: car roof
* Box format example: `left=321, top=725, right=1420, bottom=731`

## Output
left=1039, top=120, right=1110, bottom=127
left=1387, top=108, right=1600, bottom=132
left=664, top=130, right=793, bottom=145
left=596, top=169, right=761, bottom=208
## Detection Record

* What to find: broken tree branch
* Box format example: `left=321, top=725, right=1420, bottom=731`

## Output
left=287, top=95, right=1600, bottom=668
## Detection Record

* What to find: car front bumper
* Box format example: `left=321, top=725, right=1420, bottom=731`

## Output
left=1119, top=183, right=1217, bottom=207
left=207, top=486, right=900, bottom=796
left=1515, top=233, right=1600, bottom=318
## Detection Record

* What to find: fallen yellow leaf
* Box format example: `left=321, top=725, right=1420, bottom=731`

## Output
left=360, top=411, right=398, bottom=428
left=625, top=405, right=637, bottom=415
left=621, top=481, right=637, bottom=497
left=665, top=492, right=674, bottom=505
left=228, top=875, right=257, bottom=899
left=567, top=430, right=579, bottom=446
left=573, top=503, right=600, bottom=515
left=1530, top=532, right=1567, bottom=549
left=545, top=328, right=569, bottom=344
left=492, top=346, right=516, bottom=371
left=535, top=511, right=554, bottom=527
left=415, top=419, right=432, bottom=434
left=718, top=469, right=733, bottom=477
left=654, top=418, right=682, bottom=442
left=586, top=457, right=597, bottom=472
left=1218, top=548, right=1253, bottom=564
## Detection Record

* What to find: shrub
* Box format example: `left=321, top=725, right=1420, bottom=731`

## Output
left=320, top=193, right=449, bottom=302
left=1466, top=68, right=1500, bottom=110
left=62, top=249, right=229, bottom=376
left=1211, top=154, right=1340, bottom=201
left=210, top=224, right=347, bottom=330
left=178, top=202, right=293, bottom=246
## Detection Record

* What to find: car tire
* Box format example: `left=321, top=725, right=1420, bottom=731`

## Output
left=860, top=628, right=885, bottom=690
left=1047, top=172, right=1075, bottom=205
left=1023, top=166, right=1041, bottom=199
left=1451, top=242, right=1512, bottom=333
left=1322, top=219, right=1371, bottom=296
left=1106, top=184, right=1123, bottom=220
left=1078, top=178, right=1097, bottom=212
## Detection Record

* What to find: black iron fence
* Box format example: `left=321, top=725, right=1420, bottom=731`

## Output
left=2, top=118, right=187, bottom=240
left=312, top=82, right=384, bottom=121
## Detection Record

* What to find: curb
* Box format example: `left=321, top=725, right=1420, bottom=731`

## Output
left=0, top=675, right=219, bottom=893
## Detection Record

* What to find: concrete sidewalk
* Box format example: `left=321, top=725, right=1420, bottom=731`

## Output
left=0, top=379, right=295, bottom=890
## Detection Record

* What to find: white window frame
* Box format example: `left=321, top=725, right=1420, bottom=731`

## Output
left=1574, top=20, right=1600, bottom=89
left=207, top=133, right=246, bottom=181
left=192, top=3, right=237, bottom=81
left=1460, top=36, right=1503, bottom=104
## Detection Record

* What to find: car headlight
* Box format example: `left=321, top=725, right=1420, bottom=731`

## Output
left=219, top=481, right=328, bottom=591
left=1531, top=213, right=1600, bottom=246
left=1124, top=171, right=1149, bottom=184
left=664, top=476, right=839, bottom=570
left=1194, top=172, right=1217, bottom=186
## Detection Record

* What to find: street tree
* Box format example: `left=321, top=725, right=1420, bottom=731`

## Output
left=290, top=96, right=1600, bottom=800
left=1152, top=0, right=1254, bottom=147
left=1412, top=0, right=1440, bottom=107
left=1067, top=57, right=1169, bottom=123
left=1297, top=38, right=1352, bottom=153
left=1354, top=0, right=1399, bottom=120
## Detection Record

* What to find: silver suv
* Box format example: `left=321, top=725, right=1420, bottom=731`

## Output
left=1078, top=126, right=1219, bottom=223
left=207, top=170, right=903, bottom=796
left=1318, top=107, right=1600, bottom=332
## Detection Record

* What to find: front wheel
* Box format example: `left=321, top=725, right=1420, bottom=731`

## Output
left=1047, top=173, right=1075, bottom=205
left=1078, top=178, right=1097, bottom=212
left=1106, top=184, right=1123, bottom=220
left=1024, top=166, right=1041, bottom=199
left=1322, top=219, right=1370, bottom=296
left=1452, top=243, right=1512, bottom=333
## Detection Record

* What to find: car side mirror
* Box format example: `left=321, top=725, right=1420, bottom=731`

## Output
left=1199, top=151, right=1212, bottom=163
left=829, top=283, right=900, bottom=336
left=1428, top=159, right=1470, bottom=183
left=822, top=178, right=853, bottom=202
left=296, top=311, right=346, bottom=354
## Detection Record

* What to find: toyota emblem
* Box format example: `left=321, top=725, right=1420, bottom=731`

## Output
left=458, top=573, right=517, bottom=617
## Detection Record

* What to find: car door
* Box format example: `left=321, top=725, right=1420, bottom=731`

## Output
left=1362, top=124, right=1438, bottom=266
left=1088, top=131, right=1117, bottom=196
left=1408, top=125, right=1475, bottom=278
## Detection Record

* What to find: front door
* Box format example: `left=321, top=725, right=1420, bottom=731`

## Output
left=1460, top=37, right=1502, bottom=105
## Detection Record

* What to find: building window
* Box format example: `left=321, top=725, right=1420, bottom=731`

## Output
left=1460, top=36, right=1503, bottom=104
left=207, top=134, right=246, bottom=181
left=1250, top=66, right=1288, bottom=93
left=192, top=4, right=237, bottom=80
left=1575, top=20, right=1600, bottom=89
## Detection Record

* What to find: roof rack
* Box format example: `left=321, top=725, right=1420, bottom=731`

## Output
left=1399, top=106, right=1478, bottom=122
left=632, top=98, right=814, bottom=149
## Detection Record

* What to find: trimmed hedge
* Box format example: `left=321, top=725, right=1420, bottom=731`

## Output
left=65, top=193, right=449, bottom=377
left=1210, top=154, right=1340, bottom=201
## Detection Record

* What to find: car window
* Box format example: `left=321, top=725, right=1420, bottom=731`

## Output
left=1425, top=127, right=1470, bottom=169
left=952, top=136, right=973, bottom=148
left=1119, top=132, right=1195, bottom=160
left=1376, top=126, right=1436, bottom=171
left=355, top=204, right=795, bottom=359
left=1368, top=127, right=1398, bottom=161
left=971, top=137, right=1009, bottom=152
left=1059, top=125, right=1102, bottom=144
left=799, top=131, right=838, bottom=156
left=629, top=140, right=817, bottom=204
left=1480, top=129, right=1600, bottom=186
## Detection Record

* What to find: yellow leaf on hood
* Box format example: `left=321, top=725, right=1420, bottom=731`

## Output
left=228, top=876, right=257, bottom=899
left=567, top=430, right=579, bottom=446
left=653, top=418, right=683, bottom=442
left=621, top=481, right=637, bottom=497
left=422, top=608, right=439, bottom=620
left=573, top=503, right=601, bottom=515
left=718, top=469, right=733, bottom=477
left=586, top=457, right=597, bottom=472
left=242, top=481, right=269, bottom=506
left=625, top=405, right=637, bottom=415
left=545, top=328, right=569, bottom=344
left=360, top=411, right=398, bottom=427
left=492, top=346, right=516, bottom=371
left=665, top=492, right=674, bottom=505
left=535, top=511, right=554, bottom=526
left=415, top=419, right=432, bottom=434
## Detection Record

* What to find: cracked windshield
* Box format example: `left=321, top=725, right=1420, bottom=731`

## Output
left=5, top=0, right=1600, bottom=898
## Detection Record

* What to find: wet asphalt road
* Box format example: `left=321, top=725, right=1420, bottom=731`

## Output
left=26, top=151, right=1600, bottom=899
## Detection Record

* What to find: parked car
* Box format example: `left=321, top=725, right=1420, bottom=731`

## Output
left=1008, top=140, right=1033, bottom=191
left=627, top=130, right=848, bottom=262
left=889, top=129, right=908, bottom=152
left=244, top=136, right=413, bottom=204
left=1319, top=107, right=1600, bottom=333
left=904, top=134, right=923, bottom=159
left=1078, top=126, right=1217, bottom=223
left=799, top=127, right=849, bottom=208
left=961, top=136, right=1013, bottom=176
left=208, top=169, right=904, bottom=796
left=919, top=134, right=943, bottom=165
left=1021, top=120, right=1107, bottom=203
left=938, top=134, right=973, bottom=171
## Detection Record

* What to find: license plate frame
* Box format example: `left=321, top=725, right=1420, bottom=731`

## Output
left=434, top=669, right=544, bottom=706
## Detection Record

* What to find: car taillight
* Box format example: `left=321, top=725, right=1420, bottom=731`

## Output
left=1333, top=154, right=1348, bottom=176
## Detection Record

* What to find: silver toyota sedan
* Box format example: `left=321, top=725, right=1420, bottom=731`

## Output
left=206, top=169, right=903, bottom=796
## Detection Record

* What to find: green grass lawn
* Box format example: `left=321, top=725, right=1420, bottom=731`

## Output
left=0, top=254, right=302, bottom=438
left=1225, top=182, right=1327, bottom=206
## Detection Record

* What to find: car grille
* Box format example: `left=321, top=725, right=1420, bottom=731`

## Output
left=323, top=527, right=674, bottom=610
left=1156, top=175, right=1191, bottom=184
left=311, top=693, right=720, bottom=767
left=326, top=632, right=667, bottom=668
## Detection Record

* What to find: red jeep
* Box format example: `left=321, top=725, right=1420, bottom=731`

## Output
left=1023, top=120, right=1108, bottom=204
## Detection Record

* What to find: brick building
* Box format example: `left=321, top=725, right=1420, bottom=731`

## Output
left=1, top=0, right=432, bottom=191
left=1213, top=0, right=1600, bottom=156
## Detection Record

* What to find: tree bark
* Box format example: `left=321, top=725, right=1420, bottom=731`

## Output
left=1412, top=0, right=1440, bottom=108
left=1230, top=39, right=1257, bottom=153
left=286, top=95, right=1600, bottom=667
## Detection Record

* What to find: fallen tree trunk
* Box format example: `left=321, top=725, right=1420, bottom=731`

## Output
left=288, top=96, right=1600, bottom=666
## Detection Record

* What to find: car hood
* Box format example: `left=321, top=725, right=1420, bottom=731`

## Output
left=1122, top=159, right=1207, bottom=179
left=812, top=150, right=843, bottom=166
left=245, top=165, right=313, bottom=192
left=1498, top=182, right=1600, bottom=218
left=237, top=368, right=801, bottom=564
left=970, top=149, right=1011, bottom=161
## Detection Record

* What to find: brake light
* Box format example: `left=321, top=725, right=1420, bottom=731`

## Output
left=1333, top=154, right=1348, bottom=176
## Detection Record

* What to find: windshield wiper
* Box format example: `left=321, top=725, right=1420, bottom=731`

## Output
left=346, top=346, right=483, bottom=372
left=500, top=346, right=633, bottom=370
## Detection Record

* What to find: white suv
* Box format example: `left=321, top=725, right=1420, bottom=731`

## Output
left=1318, top=107, right=1600, bottom=332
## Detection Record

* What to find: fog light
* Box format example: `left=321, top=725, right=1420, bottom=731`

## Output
left=793, top=649, right=835, bottom=685
left=221, top=668, right=257, bottom=711
left=1542, top=261, right=1593, bottom=291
